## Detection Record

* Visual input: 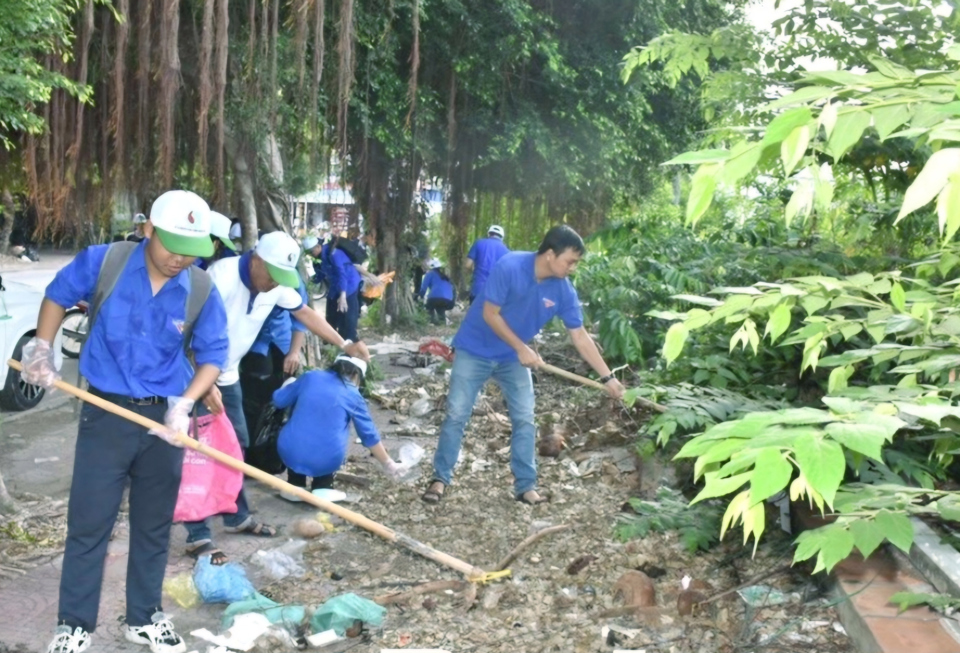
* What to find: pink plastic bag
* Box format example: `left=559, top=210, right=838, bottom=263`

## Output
left=174, top=412, right=244, bottom=522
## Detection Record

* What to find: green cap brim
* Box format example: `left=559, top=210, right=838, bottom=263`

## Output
left=218, top=235, right=238, bottom=252
left=154, top=227, right=214, bottom=258
left=265, top=261, right=301, bottom=288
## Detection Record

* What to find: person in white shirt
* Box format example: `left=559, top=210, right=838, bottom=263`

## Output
left=182, top=231, right=370, bottom=564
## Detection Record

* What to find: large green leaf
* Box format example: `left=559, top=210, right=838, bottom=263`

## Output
left=764, top=86, right=834, bottom=111
left=721, top=141, right=764, bottom=185
left=781, top=124, right=811, bottom=176
left=872, top=104, right=913, bottom=140
left=750, top=447, right=793, bottom=506
left=824, top=110, right=872, bottom=161
left=763, top=107, right=813, bottom=146
left=820, top=526, right=856, bottom=572
left=686, top=163, right=719, bottom=225
left=692, top=471, right=752, bottom=503
left=874, top=510, right=914, bottom=553
left=850, top=519, right=886, bottom=559
left=663, top=322, right=689, bottom=365
left=937, top=178, right=960, bottom=242
left=793, top=433, right=846, bottom=508
left=897, top=148, right=960, bottom=222
left=764, top=302, right=792, bottom=343
left=825, top=422, right=888, bottom=461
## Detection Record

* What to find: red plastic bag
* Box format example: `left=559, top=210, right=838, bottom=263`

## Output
left=174, top=412, right=244, bottom=523
left=419, top=338, right=454, bottom=362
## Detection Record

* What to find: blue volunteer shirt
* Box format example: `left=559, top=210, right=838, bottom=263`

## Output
left=419, top=269, right=455, bottom=302
left=45, top=239, right=229, bottom=397
left=273, top=369, right=380, bottom=477
left=467, top=236, right=510, bottom=297
left=250, top=278, right=309, bottom=356
left=194, top=247, right=238, bottom=270
left=453, top=251, right=583, bottom=362
left=328, top=247, right=362, bottom=296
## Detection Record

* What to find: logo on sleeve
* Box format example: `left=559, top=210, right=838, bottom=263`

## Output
left=543, top=298, right=556, bottom=308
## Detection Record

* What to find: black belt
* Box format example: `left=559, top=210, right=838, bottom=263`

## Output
left=88, top=387, right=166, bottom=406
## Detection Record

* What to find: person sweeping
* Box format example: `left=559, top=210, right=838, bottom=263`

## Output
left=273, top=355, right=403, bottom=500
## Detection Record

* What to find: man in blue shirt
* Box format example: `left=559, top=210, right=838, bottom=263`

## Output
left=325, top=238, right=363, bottom=341
left=466, top=224, right=510, bottom=303
left=22, top=190, right=229, bottom=653
left=423, top=225, right=625, bottom=506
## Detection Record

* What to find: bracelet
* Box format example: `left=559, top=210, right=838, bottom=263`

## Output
left=599, top=373, right=615, bottom=384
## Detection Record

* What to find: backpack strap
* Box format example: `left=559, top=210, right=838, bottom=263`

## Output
left=182, top=265, right=213, bottom=354
left=87, top=241, right=138, bottom=342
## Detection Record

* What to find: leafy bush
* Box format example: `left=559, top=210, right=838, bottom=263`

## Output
left=615, top=487, right=724, bottom=553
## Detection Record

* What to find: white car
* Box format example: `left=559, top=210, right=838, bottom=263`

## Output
left=0, top=274, right=63, bottom=410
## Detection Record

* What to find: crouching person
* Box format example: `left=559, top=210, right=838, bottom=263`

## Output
left=273, top=356, right=402, bottom=500
left=23, top=190, right=228, bottom=653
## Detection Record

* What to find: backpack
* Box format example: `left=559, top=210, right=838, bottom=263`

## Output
left=336, top=238, right=368, bottom=264
left=86, top=241, right=213, bottom=355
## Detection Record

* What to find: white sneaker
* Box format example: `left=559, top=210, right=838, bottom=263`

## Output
left=124, top=612, right=186, bottom=653
left=47, top=625, right=91, bottom=653
left=280, top=490, right=304, bottom=502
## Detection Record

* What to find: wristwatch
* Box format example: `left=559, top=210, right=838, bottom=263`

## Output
left=599, top=373, right=615, bottom=384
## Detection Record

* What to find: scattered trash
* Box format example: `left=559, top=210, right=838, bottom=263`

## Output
left=612, top=570, right=656, bottom=607
left=470, top=458, right=492, bottom=473
left=33, top=457, right=59, bottom=464
left=737, top=584, right=793, bottom=607
left=306, top=629, right=342, bottom=647
left=292, top=517, right=326, bottom=539
left=565, top=554, right=596, bottom=575
left=418, top=338, right=454, bottom=362
left=251, top=540, right=307, bottom=580
left=191, top=612, right=272, bottom=652
left=253, top=625, right=300, bottom=651
left=312, top=488, right=348, bottom=502
left=193, top=555, right=256, bottom=603
left=310, top=593, right=387, bottom=636
left=163, top=571, right=201, bottom=608
left=410, top=398, right=434, bottom=417
left=677, top=589, right=707, bottom=616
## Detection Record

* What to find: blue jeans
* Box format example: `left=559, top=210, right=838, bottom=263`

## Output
left=433, top=349, right=537, bottom=495
left=183, top=382, right=251, bottom=545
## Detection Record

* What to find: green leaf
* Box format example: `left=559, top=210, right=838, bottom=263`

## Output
left=686, top=163, right=719, bottom=226
left=794, top=528, right=827, bottom=563
left=827, top=365, right=854, bottom=394
left=821, top=526, right=856, bottom=572
left=937, top=178, right=960, bottom=242
left=824, top=422, right=888, bottom=461
left=800, top=295, right=830, bottom=315
left=824, top=110, right=872, bottom=161
left=781, top=124, right=811, bottom=176
left=764, top=302, right=792, bottom=344
left=897, top=148, right=960, bottom=223
left=875, top=510, right=914, bottom=553
left=763, top=107, right=813, bottom=146
left=721, top=141, right=763, bottom=185
left=890, top=282, right=906, bottom=312
left=785, top=182, right=814, bottom=228
left=692, top=471, right=751, bottom=504
left=663, top=322, right=689, bottom=365
left=793, top=434, right=846, bottom=508
left=868, top=55, right=915, bottom=81
left=750, top=448, right=793, bottom=506
left=819, top=102, right=838, bottom=139
left=663, top=149, right=731, bottom=166
left=885, top=314, right=922, bottom=335
left=764, top=86, right=833, bottom=111
left=850, top=519, right=886, bottom=559
left=872, top=104, right=913, bottom=141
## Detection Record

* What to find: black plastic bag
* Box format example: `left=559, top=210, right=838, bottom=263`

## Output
left=246, top=401, right=288, bottom=475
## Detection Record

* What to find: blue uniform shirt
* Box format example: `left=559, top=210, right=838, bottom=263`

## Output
left=328, top=247, right=362, bottom=296
left=419, top=269, right=455, bottom=302
left=250, top=278, right=309, bottom=356
left=453, top=251, right=583, bottom=362
left=467, top=236, right=510, bottom=298
left=45, top=240, right=229, bottom=397
left=273, top=369, right=380, bottom=477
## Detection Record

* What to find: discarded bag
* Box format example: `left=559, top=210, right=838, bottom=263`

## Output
left=361, top=270, right=396, bottom=300
left=310, top=593, right=386, bottom=636
left=246, top=401, right=288, bottom=475
left=163, top=572, right=201, bottom=609
left=193, top=555, right=256, bottom=604
left=419, top=339, right=454, bottom=362
left=222, top=592, right=307, bottom=630
left=173, top=412, right=243, bottom=522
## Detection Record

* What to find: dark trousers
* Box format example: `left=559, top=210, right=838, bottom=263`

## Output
left=286, top=471, right=335, bottom=490
left=426, top=297, right=455, bottom=324
left=59, top=401, right=183, bottom=632
left=327, top=291, right=360, bottom=341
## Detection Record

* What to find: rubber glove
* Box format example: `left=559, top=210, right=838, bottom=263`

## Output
left=20, top=338, right=60, bottom=388
left=149, top=396, right=194, bottom=447
left=379, top=458, right=405, bottom=481
left=337, top=292, right=348, bottom=313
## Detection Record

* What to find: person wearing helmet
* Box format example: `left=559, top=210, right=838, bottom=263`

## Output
left=419, top=258, right=456, bottom=325
left=272, top=355, right=403, bottom=500
left=24, top=190, right=228, bottom=653
left=125, top=212, right=148, bottom=242
left=466, top=224, right=510, bottom=303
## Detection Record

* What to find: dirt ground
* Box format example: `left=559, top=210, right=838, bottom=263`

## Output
left=0, top=321, right=855, bottom=653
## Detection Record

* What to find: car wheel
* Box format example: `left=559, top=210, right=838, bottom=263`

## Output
left=61, top=308, right=88, bottom=359
left=0, top=334, right=46, bottom=411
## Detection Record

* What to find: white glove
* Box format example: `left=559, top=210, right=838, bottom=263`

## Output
left=380, top=459, right=405, bottom=481
left=149, top=396, right=194, bottom=447
left=337, top=292, right=348, bottom=313
left=20, top=338, right=60, bottom=388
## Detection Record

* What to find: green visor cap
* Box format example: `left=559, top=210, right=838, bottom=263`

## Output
left=153, top=226, right=215, bottom=258
left=265, top=261, right=301, bottom=288
left=217, top=235, right=238, bottom=252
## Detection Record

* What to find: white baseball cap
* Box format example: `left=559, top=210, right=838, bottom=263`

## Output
left=149, top=190, right=213, bottom=257
left=428, top=258, right=443, bottom=269
left=334, top=354, right=367, bottom=379
left=302, top=235, right=320, bottom=250
left=209, top=211, right=238, bottom=252
left=228, top=221, right=242, bottom=240
left=255, top=231, right=301, bottom=288
left=488, top=225, right=505, bottom=238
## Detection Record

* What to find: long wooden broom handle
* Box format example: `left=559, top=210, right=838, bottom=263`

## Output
left=10, top=360, right=487, bottom=579
left=538, top=363, right=667, bottom=413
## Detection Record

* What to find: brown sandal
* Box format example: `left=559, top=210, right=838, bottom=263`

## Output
left=187, top=541, right=228, bottom=565
left=223, top=519, right=278, bottom=537
left=421, top=480, right=445, bottom=504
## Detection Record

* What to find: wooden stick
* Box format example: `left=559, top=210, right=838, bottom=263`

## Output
left=495, top=524, right=571, bottom=571
left=12, top=360, right=487, bottom=580
left=539, top=363, right=667, bottom=413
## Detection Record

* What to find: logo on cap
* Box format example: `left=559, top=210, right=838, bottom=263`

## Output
left=287, top=252, right=295, bottom=263
left=187, top=212, right=196, bottom=224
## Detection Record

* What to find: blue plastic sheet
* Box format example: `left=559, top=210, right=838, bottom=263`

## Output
left=193, top=556, right=256, bottom=604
